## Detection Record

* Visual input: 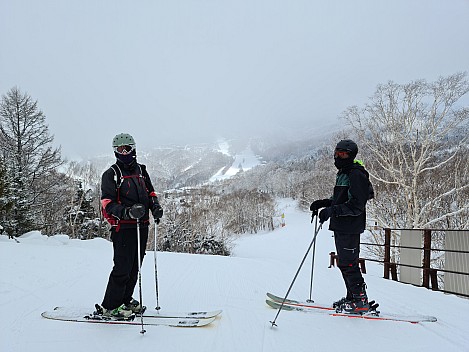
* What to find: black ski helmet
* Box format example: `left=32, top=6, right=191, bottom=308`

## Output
left=335, top=139, right=358, bottom=159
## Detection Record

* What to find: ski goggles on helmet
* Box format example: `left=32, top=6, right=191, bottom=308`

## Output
left=114, top=144, right=135, bottom=155
left=334, top=149, right=350, bottom=159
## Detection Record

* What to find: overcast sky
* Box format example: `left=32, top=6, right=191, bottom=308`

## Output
left=1, top=0, right=468, bottom=159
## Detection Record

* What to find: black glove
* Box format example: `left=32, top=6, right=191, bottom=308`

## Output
left=310, top=199, right=332, bottom=212
left=128, top=203, right=146, bottom=219
left=152, top=205, right=163, bottom=219
left=319, top=206, right=334, bottom=223
left=311, top=209, right=318, bottom=223
left=151, top=197, right=164, bottom=219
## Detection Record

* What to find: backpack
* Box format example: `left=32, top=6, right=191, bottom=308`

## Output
left=347, top=161, right=375, bottom=201
left=101, top=163, right=146, bottom=231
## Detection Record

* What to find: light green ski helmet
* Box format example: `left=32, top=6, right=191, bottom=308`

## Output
left=112, top=133, right=136, bottom=147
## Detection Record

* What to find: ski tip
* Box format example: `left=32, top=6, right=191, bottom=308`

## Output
left=212, top=309, right=223, bottom=316
left=166, top=316, right=217, bottom=327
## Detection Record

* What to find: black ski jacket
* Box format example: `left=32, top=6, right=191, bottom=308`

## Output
left=101, top=160, right=157, bottom=230
left=326, top=160, right=374, bottom=234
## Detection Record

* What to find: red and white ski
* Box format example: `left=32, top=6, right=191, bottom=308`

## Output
left=266, top=292, right=437, bottom=324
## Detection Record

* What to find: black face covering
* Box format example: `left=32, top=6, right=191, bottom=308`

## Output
left=115, top=149, right=137, bottom=169
left=334, top=156, right=354, bottom=170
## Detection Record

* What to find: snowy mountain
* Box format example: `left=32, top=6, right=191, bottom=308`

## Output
left=89, top=141, right=235, bottom=189
left=2, top=199, right=469, bottom=352
left=88, top=138, right=269, bottom=190
left=87, top=136, right=329, bottom=192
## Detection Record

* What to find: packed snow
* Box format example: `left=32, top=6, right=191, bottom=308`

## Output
left=2, top=199, right=469, bottom=352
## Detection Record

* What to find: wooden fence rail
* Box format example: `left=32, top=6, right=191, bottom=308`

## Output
left=358, top=228, right=469, bottom=298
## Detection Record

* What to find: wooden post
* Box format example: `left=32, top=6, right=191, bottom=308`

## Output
left=429, top=269, right=439, bottom=291
left=329, top=252, right=337, bottom=268
left=384, top=228, right=391, bottom=279
left=358, top=258, right=366, bottom=274
left=422, top=229, right=432, bottom=288
left=390, top=263, right=398, bottom=281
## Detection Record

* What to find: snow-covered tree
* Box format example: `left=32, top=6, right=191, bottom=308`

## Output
left=0, top=87, right=63, bottom=234
left=342, top=72, right=469, bottom=228
left=0, top=158, right=13, bottom=224
left=63, top=161, right=103, bottom=238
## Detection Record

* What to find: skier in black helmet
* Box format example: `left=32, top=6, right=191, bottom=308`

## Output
left=310, top=139, right=374, bottom=314
left=97, top=133, right=164, bottom=319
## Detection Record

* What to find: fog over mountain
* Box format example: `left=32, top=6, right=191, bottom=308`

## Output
left=2, top=0, right=467, bottom=160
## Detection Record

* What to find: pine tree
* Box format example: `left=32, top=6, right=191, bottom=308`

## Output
left=0, top=87, right=63, bottom=235
left=9, top=166, right=34, bottom=235
left=0, top=158, right=14, bottom=233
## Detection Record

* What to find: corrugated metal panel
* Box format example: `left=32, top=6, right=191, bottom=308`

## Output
left=445, top=231, right=469, bottom=296
left=400, top=230, right=422, bottom=285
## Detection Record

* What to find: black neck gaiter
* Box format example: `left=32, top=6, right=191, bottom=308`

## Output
left=334, top=157, right=354, bottom=170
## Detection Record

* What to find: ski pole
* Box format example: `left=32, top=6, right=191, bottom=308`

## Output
left=307, top=214, right=318, bottom=302
left=153, top=221, right=161, bottom=311
left=136, top=218, right=146, bottom=334
left=270, top=222, right=323, bottom=327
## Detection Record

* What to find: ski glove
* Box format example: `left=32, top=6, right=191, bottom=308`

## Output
left=319, top=206, right=334, bottom=224
left=127, top=203, right=146, bottom=219
left=151, top=197, right=164, bottom=223
left=152, top=205, right=163, bottom=221
left=310, top=199, right=332, bottom=212
left=311, top=209, right=318, bottom=223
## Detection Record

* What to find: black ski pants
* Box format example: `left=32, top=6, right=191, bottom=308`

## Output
left=102, top=226, right=148, bottom=310
left=334, top=232, right=365, bottom=297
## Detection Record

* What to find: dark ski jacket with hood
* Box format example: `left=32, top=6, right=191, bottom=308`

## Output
left=323, top=160, right=374, bottom=234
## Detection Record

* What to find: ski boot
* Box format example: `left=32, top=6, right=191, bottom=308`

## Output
left=332, top=295, right=352, bottom=309
left=366, top=300, right=380, bottom=316
left=94, top=304, right=134, bottom=320
left=124, top=298, right=146, bottom=315
left=339, top=290, right=369, bottom=315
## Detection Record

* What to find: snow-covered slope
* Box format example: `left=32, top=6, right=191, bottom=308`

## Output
left=1, top=199, right=468, bottom=352
left=210, top=143, right=263, bottom=182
